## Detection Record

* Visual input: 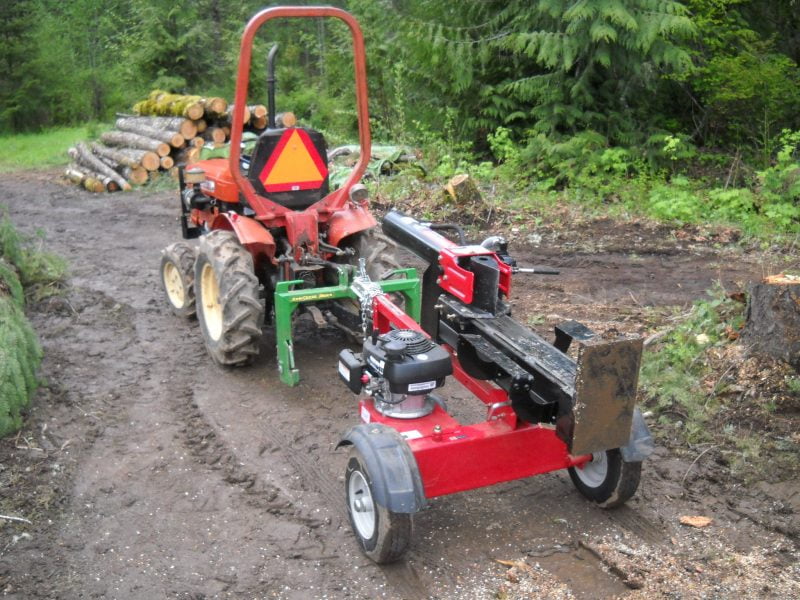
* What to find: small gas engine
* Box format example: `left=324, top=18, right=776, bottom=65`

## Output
left=338, top=328, right=452, bottom=419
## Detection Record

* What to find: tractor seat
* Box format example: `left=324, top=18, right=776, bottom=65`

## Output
left=247, top=127, right=330, bottom=211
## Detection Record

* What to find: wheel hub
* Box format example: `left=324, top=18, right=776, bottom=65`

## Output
left=575, top=452, right=609, bottom=488
left=200, top=263, right=223, bottom=341
left=163, top=262, right=184, bottom=308
left=348, top=470, right=375, bottom=539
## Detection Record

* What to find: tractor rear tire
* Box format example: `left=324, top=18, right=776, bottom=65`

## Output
left=568, top=448, right=641, bottom=508
left=194, top=230, right=264, bottom=366
left=160, top=242, right=197, bottom=318
left=350, top=228, right=403, bottom=281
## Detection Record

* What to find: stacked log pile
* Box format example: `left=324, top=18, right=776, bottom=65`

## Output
left=64, top=91, right=268, bottom=193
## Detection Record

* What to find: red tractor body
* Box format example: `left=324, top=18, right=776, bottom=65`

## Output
left=162, top=7, right=421, bottom=382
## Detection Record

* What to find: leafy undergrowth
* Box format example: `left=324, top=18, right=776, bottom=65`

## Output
left=372, top=173, right=799, bottom=483
left=369, top=168, right=784, bottom=253
left=640, top=286, right=800, bottom=482
left=368, top=126, right=800, bottom=244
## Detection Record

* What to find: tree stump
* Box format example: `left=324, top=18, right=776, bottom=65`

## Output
left=444, top=174, right=482, bottom=206
left=741, top=275, right=800, bottom=370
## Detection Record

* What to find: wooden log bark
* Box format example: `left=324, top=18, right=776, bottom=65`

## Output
left=69, top=144, right=131, bottom=191
left=115, top=118, right=184, bottom=147
left=118, top=114, right=197, bottom=139
left=742, top=275, right=800, bottom=370
left=194, top=119, right=207, bottom=133
left=133, top=91, right=204, bottom=120
left=189, top=137, right=205, bottom=149
left=93, top=153, right=148, bottom=186
left=90, top=142, right=141, bottom=170
left=100, top=131, right=170, bottom=157
left=251, top=116, right=267, bottom=130
left=98, top=147, right=160, bottom=172
left=66, top=163, right=118, bottom=192
left=64, top=166, right=104, bottom=193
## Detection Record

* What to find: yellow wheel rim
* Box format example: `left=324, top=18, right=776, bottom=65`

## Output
left=200, top=262, right=222, bottom=341
left=163, top=261, right=185, bottom=308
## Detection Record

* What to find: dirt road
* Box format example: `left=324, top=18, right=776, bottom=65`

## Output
left=0, top=171, right=797, bottom=598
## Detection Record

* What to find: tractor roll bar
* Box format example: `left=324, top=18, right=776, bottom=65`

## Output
left=229, top=6, right=371, bottom=217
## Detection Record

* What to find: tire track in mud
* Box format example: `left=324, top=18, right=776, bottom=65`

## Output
left=184, top=341, right=434, bottom=600
left=254, top=399, right=433, bottom=600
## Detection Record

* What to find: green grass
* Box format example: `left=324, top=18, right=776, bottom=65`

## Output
left=0, top=124, right=106, bottom=172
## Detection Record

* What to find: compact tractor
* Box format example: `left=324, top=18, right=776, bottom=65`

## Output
left=159, top=6, right=419, bottom=385
left=158, top=6, right=653, bottom=566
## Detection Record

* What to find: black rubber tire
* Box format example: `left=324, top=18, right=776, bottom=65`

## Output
left=345, top=448, right=412, bottom=564
left=160, top=242, right=197, bottom=318
left=568, top=449, right=641, bottom=508
left=349, top=228, right=403, bottom=281
left=194, top=230, right=264, bottom=366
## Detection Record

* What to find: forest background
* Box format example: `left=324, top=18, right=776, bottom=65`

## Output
left=1, top=0, right=799, bottom=235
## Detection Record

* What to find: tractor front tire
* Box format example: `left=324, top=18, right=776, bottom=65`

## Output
left=568, top=448, right=641, bottom=508
left=160, top=242, right=197, bottom=318
left=345, top=448, right=412, bottom=564
left=194, top=230, right=264, bottom=366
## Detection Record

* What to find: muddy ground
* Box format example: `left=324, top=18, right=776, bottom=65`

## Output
left=0, top=170, right=798, bottom=599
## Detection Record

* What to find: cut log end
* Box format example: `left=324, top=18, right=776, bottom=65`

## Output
left=185, top=103, right=204, bottom=120
left=249, top=104, right=267, bottom=120
left=203, top=97, right=228, bottom=117
left=203, top=127, right=226, bottom=144
left=155, top=142, right=170, bottom=157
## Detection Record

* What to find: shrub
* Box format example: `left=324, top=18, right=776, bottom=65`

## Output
left=0, top=212, right=65, bottom=437
left=0, top=262, right=41, bottom=436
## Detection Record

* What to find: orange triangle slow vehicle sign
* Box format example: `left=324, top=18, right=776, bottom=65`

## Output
left=258, top=128, right=328, bottom=193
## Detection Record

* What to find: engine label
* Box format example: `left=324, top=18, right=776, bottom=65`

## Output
left=401, top=430, right=423, bottom=440
left=360, top=405, right=371, bottom=423
left=408, top=380, right=436, bottom=392
left=367, top=356, right=385, bottom=374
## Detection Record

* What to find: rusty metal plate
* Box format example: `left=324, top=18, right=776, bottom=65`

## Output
left=569, top=336, right=643, bottom=456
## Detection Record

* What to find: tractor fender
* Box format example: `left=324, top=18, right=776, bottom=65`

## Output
left=212, top=212, right=276, bottom=264
left=326, top=203, right=377, bottom=248
left=620, top=407, right=655, bottom=462
left=337, top=423, right=427, bottom=514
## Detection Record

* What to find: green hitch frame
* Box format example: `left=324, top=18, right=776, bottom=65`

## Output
left=273, top=267, right=421, bottom=386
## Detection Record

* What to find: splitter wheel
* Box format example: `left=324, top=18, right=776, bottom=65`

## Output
left=345, top=448, right=412, bottom=564
left=568, top=448, right=641, bottom=508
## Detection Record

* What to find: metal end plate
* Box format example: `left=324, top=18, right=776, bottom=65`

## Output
left=569, top=336, right=643, bottom=456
